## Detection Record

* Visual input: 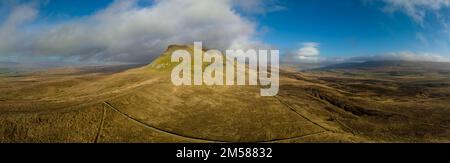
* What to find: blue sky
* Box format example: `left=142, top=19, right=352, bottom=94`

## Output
left=40, top=0, right=435, bottom=57
left=258, top=0, right=450, bottom=60
left=1, top=0, right=450, bottom=63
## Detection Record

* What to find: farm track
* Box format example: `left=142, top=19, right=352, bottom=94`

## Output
left=0, top=76, right=336, bottom=143
left=274, top=95, right=332, bottom=132
left=94, top=105, right=107, bottom=143
left=0, top=78, right=161, bottom=114
left=101, top=101, right=331, bottom=143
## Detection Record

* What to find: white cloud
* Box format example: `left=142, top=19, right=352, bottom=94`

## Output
left=296, top=42, right=320, bottom=62
left=231, top=0, right=285, bottom=15
left=281, top=42, right=322, bottom=63
left=297, top=42, right=320, bottom=57
left=382, top=51, right=449, bottom=62
left=0, top=0, right=267, bottom=63
left=350, top=51, right=450, bottom=62
left=283, top=50, right=449, bottom=65
left=376, top=0, right=450, bottom=52
left=0, top=3, right=38, bottom=57
left=416, top=32, right=429, bottom=46
left=381, top=0, right=450, bottom=25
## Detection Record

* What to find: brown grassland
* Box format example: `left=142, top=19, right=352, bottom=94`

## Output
left=0, top=45, right=449, bottom=143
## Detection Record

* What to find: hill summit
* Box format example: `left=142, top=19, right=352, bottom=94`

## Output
left=148, top=45, right=195, bottom=71
left=148, top=44, right=221, bottom=73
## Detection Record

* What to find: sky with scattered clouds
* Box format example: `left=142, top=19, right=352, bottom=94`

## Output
left=0, top=0, right=449, bottom=64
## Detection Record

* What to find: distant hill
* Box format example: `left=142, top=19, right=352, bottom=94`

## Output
left=0, top=61, right=19, bottom=67
left=317, top=60, right=450, bottom=72
left=0, top=62, right=20, bottom=75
